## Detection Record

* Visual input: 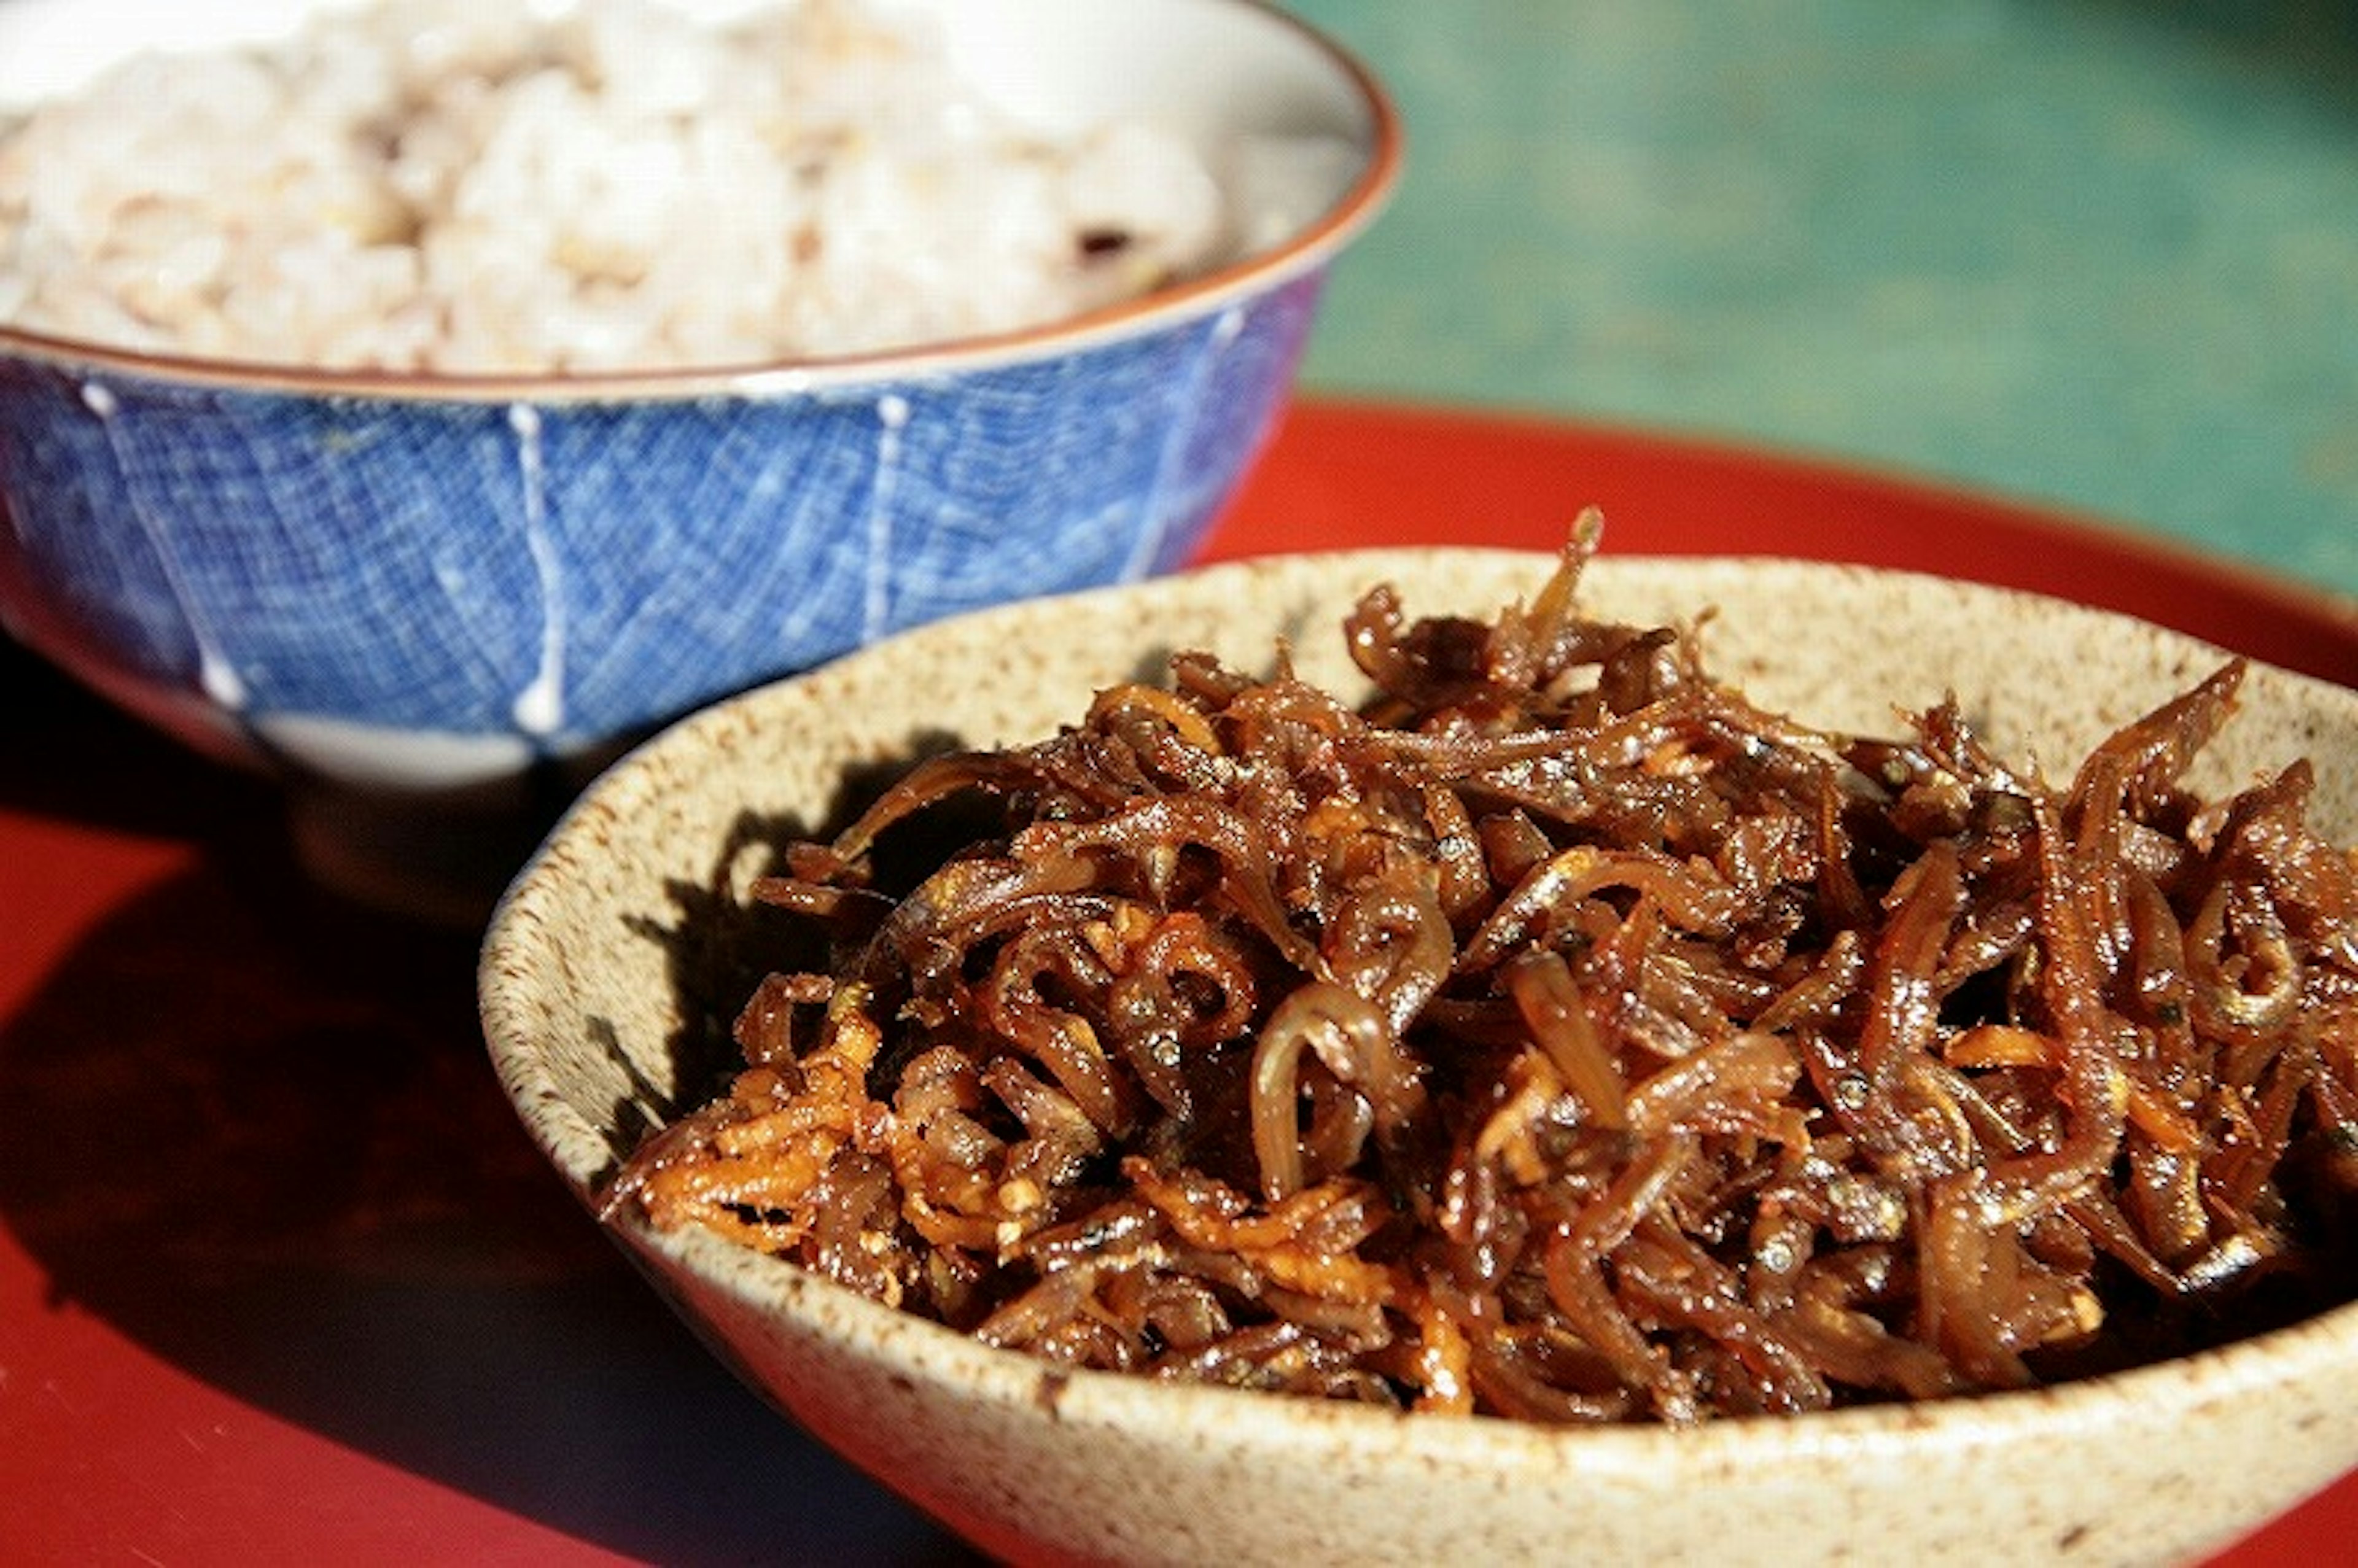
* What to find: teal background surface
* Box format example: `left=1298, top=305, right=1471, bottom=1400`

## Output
left=1284, top=1, right=2358, bottom=601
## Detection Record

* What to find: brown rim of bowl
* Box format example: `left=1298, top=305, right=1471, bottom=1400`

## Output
left=0, top=0, right=1403, bottom=404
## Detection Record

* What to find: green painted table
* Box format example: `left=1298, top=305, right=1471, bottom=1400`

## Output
left=1286, top=0, right=2358, bottom=602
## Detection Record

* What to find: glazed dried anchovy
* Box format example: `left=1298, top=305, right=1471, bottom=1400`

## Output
left=610, top=521, right=2358, bottom=1422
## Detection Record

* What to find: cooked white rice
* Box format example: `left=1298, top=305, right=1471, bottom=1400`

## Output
left=0, top=0, right=1282, bottom=373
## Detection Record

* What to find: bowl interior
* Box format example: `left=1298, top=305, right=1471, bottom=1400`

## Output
left=482, top=549, right=2358, bottom=1566
left=0, top=0, right=1396, bottom=379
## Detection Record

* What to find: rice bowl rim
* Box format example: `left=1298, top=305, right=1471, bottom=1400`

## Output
left=0, top=0, right=1400, bottom=403
left=479, top=546, right=2358, bottom=1490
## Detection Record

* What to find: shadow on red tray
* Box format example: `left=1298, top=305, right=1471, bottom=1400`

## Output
left=0, top=648, right=979, bottom=1565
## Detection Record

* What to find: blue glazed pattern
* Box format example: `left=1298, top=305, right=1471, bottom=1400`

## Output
left=0, top=271, right=1325, bottom=778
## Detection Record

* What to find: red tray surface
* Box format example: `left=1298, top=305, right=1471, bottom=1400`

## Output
left=4, top=399, right=2352, bottom=1564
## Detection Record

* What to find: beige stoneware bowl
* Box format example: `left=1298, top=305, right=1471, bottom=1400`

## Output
left=480, top=548, right=2358, bottom=1567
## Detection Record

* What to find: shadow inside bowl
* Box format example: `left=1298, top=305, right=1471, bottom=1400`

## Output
left=593, top=729, right=1012, bottom=1159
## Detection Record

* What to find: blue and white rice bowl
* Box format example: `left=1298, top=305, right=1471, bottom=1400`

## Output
left=0, top=0, right=1397, bottom=914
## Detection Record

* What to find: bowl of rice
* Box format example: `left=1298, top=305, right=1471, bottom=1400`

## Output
left=0, top=0, right=1396, bottom=917
left=480, top=541, right=2358, bottom=1566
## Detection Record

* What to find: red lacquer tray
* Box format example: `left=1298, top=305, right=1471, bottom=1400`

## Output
left=4, top=399, right=2352, bottom=1565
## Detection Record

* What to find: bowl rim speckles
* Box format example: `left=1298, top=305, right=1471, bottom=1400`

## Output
left=480, top=547, right=2358, bottom=1567
left=0, top=0, right=1401, bottom=401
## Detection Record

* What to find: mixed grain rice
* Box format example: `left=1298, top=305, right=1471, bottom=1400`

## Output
left=0, top=0, right=1289, bottom=373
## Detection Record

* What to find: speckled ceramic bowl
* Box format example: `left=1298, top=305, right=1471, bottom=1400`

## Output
left=0, top=0, right=1395, bottom=917
left=480, top=549, right=2358, bottom=1567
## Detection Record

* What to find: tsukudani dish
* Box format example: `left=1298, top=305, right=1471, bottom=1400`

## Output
left=481, top=545, right=2358, bottom=1567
